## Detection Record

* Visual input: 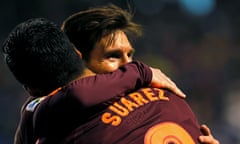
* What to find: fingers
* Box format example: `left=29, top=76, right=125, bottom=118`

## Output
left=198, top=136, right=220, bottom=144
left=200, top=124, right=211, bottom=135
left=164, top=77, right=186, bottom=98
left=160, top=79, right=186, bottom=98
left=150, top=67, right=186, bottom=98
left=199, top=124, right=220, bottom=144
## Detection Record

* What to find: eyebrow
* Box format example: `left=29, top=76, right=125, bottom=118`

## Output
left=106, top=48, right=135, bottom=54
left=103, top=48, right=135, bottom=57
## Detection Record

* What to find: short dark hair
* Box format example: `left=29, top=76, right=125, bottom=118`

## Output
left=2, top=18, right=83, bottom=97
left=61, top=4, right=142, bottom=61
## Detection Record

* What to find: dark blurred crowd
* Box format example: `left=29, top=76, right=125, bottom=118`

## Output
left=1, top=0, right=240, bottom=143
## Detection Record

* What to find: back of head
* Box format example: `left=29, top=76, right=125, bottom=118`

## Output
left=2, top=18, right=83, bottom=97
left=61, top=4, right=142, bottom=61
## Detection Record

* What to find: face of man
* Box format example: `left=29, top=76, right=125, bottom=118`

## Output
left=84, top=30, right=134, bottom=74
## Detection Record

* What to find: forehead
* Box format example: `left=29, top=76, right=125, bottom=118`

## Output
left=96, top=30, right=134, bottom=53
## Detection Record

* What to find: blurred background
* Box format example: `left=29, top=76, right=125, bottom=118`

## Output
left=0, top=0, right=240, bottom=143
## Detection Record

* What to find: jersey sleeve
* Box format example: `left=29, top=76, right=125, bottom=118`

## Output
left=68, top=60, right=152, bottom=107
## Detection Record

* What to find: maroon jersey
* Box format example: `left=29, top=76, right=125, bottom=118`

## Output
left=60, top=88, right=202, bottom=144
left=14, top=61, right=152, bottom=144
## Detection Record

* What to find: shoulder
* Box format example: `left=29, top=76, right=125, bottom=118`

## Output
left=25, top=96, right=47, bottom=112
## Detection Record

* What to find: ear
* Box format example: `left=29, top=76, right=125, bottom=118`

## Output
left=75, top=48, right=82, bottom=59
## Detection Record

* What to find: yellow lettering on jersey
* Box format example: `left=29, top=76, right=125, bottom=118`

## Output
left=129, top=92, right=149, bottom=106
left=101, top=88, right=170, bottom=126
left=109, top=102, right=129, bottom=116
left=141, top=88, right=159, bottom=101
left=120, top=97, right=139, bottom=111
left=101, top=112, right=122, bottom=126
left=153, top=88, right=169, bottom=101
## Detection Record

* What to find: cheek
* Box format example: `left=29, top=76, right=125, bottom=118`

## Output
left=102, top=62, right=121, bottom=72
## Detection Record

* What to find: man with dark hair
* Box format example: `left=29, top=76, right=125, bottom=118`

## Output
left=2, top=18, right=185, bottom=144
left=61, top=4, right=219, bottom=144
left=2, top=18, right=84, bottom=97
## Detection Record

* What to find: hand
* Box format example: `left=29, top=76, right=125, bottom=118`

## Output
left=198, top=124, right=220, bottom=144
left=150, top=67, right=186, bottom=98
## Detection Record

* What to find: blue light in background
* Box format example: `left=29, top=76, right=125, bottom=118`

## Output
left=179, top=0, right=215, bottom=16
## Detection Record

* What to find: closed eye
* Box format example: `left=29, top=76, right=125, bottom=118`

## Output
left=105, top=52, right=122, bottom=59
left=104, top=48, right=135, bottom=60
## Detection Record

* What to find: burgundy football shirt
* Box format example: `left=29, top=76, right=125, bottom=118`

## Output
left=14, top=61, right=152, bottom=144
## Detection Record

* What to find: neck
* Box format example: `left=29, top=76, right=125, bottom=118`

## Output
left=78, top=68, right=96, bottom=79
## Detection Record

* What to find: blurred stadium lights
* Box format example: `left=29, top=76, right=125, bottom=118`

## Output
left=133, top=0, right=215, bottom=16
left=179, top=0, right=216, bottom=16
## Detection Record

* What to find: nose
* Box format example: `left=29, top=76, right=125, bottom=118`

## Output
left=121, top=54, right=132, bottom=65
